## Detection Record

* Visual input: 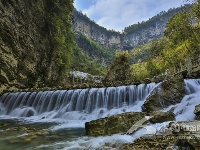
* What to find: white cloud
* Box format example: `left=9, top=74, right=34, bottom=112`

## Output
left=81, top=0, right=192, bottom=32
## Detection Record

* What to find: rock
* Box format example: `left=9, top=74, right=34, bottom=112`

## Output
left=168, top=121, right=200, bottom=149
left=126, top=116, right=150, bottom=134
left=119, top=121, right=200, bottom=149
left=142, top=77, right=185, bottom=112
left=194, top=104, right=200, bottom=120
left=149, top=111, right=175, bottom=123
left=73, top=8, right=179, bottom=50
left=85, top=111, right=175, bottom=137
left=143, top=78, right=152, bottom=84
left=0, top=0, right=74, bottom=94
left=85, top=112, right=146, bottom=136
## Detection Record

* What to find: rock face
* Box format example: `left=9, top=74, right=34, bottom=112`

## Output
left=142, top=77, right=186, bottom=112
left=73, top=8, right=182, bottom=49
left=0, top=0, right=74, bottom=95
left=85, top=112, right=146, bottom=136
left=73, top=10, right=122, bottom=49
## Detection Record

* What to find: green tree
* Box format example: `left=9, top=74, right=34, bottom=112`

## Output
left=164, top=12, right=193, bottom=45
left=47, top=0, right=74, bottom=80
left=146, top=59, right=160, bottom=77
left=103, top=51, right=132, bottom=83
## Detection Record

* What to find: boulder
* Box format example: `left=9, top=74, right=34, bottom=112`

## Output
left=85, top=112, right=146, bottom=136
left=194, top=104, right=200, bottom=120
left=142, top=77, right=185, bottom=112
left=149, top=111, right=175, bottom=123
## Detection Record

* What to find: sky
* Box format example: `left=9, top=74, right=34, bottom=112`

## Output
left=74, top=0, right=193, bottom=32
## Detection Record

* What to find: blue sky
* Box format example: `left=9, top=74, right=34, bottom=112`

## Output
left=74, top=0, right=193, bottom=32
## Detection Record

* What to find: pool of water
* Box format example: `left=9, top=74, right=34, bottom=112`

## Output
left=0, top=118, right=86, bottom=150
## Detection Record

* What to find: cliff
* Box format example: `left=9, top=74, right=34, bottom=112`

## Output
left=73, top=7, right=185, bottom=50
left=73, top=10, right=122, bottom=49
left=0, top=0, right=74, bottom=94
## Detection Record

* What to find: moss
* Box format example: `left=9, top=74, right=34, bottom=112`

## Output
left=0, top=0, right=74, bottom=90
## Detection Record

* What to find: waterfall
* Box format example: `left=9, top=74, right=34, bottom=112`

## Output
left=164, top=79, right=200, bottom=121
left=0, top=83, right=156, bottom=124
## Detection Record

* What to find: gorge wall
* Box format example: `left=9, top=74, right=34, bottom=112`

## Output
left=73, top=7, right=184, bottom=50
left=0, top=0, right=74, bottom=94
left=73, top=10, right=122, bottom=49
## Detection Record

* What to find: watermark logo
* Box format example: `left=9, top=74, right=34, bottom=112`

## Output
left=127, top=117, right=200, bottom=136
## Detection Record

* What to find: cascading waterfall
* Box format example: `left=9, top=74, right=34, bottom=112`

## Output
left=0, top=83, right=156, bottom=125
left=168, top=79, right=200, bottom=121
left=0, top=80, right=200, bottom=150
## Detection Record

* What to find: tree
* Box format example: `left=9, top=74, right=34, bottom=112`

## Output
left=103, top=51, right=132, bottom=83
left=164, top=12, right=193, bottom=45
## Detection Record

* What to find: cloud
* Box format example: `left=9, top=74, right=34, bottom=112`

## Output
left=80, top=0, right=191, bottom=32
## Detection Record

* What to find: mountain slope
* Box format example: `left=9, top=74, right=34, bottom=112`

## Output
left=73, top=5, right=190, bottom=50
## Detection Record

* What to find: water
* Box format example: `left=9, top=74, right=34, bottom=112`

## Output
left=0, top=79, right=200, bottom=149
left=164, top=79, right=200, bottom=121
left=0, top=83, right=156, bottom=149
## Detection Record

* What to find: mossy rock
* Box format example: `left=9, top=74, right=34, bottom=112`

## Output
left=149, top=111, right=175, bottom=123
left=85, top=112, right=146, bottom=136
left=142, top=77, right=185, bottom=112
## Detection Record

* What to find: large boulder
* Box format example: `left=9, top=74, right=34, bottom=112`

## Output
left=85, top=111, right=176, bottom=136
left=142, top=77, right=185, bottom=112
left=149, top=111, right=175, bottom=123
left=85, top=112, right=146, bottom=136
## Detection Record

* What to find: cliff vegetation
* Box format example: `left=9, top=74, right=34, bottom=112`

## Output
left=0, top=0, right=74, bottom=94
left=129, top=2, right=200, bottom=80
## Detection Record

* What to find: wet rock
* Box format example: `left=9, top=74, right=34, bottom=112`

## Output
left=142, top=77, right=185, bottom=112
left=194, top=104, right=200, bottom=120
left=120, top=121, right=200, bottom=150
left=85, top=112, right=146, bottom=136
left=168, top=121, right=200, bottom=149
left=149, top=111, right=175, bottom=123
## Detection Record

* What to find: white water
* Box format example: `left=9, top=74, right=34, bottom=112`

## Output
left=0, top=79, right=200, bottom=149
left=164, top=79, right=200, bottom=121
left=0, top=83, right=156, bottom=128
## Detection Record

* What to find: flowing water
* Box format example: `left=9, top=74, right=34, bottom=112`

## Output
left=0, top=80, right=200, bottom=149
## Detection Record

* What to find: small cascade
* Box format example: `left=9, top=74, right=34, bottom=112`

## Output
left=184, top=79, right=200, bottom=94
left=0, top=83, right=156, bottom=122
left=164, top=79, right=200, bottom=121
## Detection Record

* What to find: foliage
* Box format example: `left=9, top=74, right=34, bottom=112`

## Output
left=129, top=2, right=200, bottom=80
left=115, top=50, right=130, bottom=63
left=131, top=62, right=148, bottom=80
left=104, top=50, right=131, bottom=82
left=74, top=33, right=116, bottom=64
left=123, top=6, right=190, bottom=34
left=164, top=12, right=193, bottom=45
left=72, top=44, right=107, bottom=76
left=47, top=0, right=74, bottom=79
left=129, top=37, right=167, bottom=64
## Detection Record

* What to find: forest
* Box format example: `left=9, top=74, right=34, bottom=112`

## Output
left=127, top=1, right=200, bottom=80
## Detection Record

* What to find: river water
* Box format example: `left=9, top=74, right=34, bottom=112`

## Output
left=0, top=80, right=199, bottom=149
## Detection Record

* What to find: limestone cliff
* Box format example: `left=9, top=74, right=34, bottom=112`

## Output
left=0, top=0, right=74, bottom=94
left=73, top=10, right=122, bottom=49
left=73, top=7, right=184, bottom=50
